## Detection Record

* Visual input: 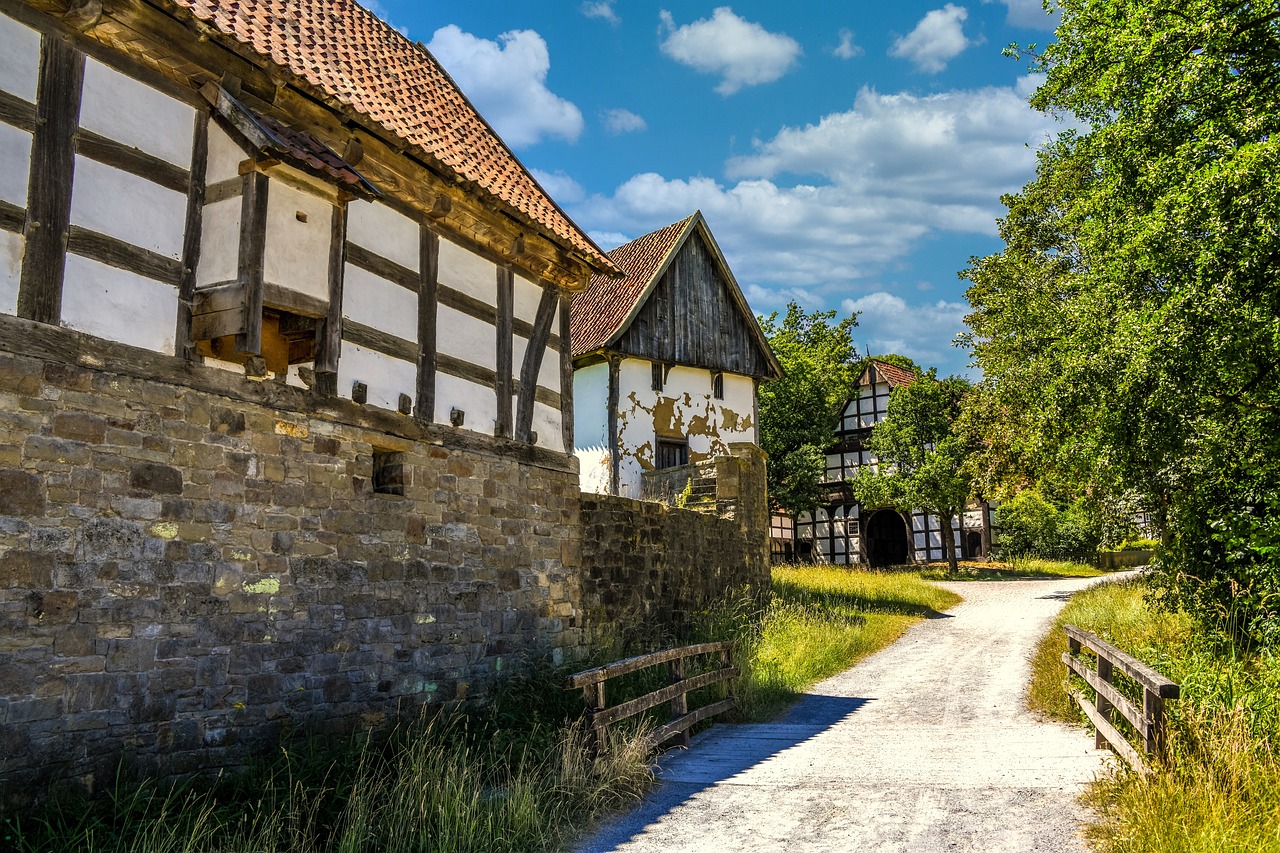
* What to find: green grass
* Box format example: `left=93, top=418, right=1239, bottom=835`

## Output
left=1027, top=577, right=1280, bottom=853
left=918, top=557, right=1105, bottom=582
left=713, top=565, right=961, bottom=720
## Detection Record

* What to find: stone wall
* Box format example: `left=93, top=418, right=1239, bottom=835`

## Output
left=0, top=315, right=581, bottom=797
left=579, top=445, right=770, bottom=645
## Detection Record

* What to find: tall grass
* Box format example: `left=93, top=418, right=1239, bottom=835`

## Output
left=1027, top=577, right=1280, bottom=853
left=918, top=557, right=1105, bottom=581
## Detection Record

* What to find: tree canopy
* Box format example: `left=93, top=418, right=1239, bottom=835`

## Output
left=850, top=371, right=974, bottom=572
left=963, top=0, right=1280, bottom=641
left=756, top=303, right=860, bottom=516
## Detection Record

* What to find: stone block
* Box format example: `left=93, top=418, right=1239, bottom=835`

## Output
left=129, top=463, right=184, bottom=496
left=0, top=470, right=44, bottom=516
left=52, top=413, right=106, bottom=444
left=0, top=551, right=54, bottom=588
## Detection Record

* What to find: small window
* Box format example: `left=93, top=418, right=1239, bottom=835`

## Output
left=652, top=362, right=665, bottom=392
left=372, top=450, right=405, bottom=496
left=655, top=438, right=688, bottom=469
left=712, top=372, right=724, bottom=400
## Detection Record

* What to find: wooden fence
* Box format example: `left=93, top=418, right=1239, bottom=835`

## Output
left=567, top=641, right=738, bottom=752
left=1063, top=625, right=1180, bottom=774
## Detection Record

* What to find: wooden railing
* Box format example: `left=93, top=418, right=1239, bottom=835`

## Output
left=567, top=641, right=738, bottom=752
left=1063, top=625, right=1180, bottom=774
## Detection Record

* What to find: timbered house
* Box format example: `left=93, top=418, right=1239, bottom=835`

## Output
left=0, top=0, right=618, bottom=447
left=570, top=212, right=782, bottom=497
left=795, top=359, right=993, bottom=565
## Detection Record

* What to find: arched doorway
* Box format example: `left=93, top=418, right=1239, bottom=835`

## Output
left=864, top=509, right=909, bottom=567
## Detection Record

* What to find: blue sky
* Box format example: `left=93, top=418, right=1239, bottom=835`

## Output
left=372, top=1, right=1063, bottom=377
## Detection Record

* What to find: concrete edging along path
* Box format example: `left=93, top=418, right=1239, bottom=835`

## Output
left=576, top=573, right=1132, bottom=853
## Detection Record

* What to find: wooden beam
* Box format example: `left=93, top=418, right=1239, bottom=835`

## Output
left=314, top=202, right=345, bottom=396
left=344, top=240, right=416, bottom=291
left=342, top=318, right=416, bottom=363
left=440, top=283, right=496, bottom=326
left=0, top=88, right=36, bottom=132
left=0, top=199, right=26, bottom=234
left=515, top=283, right=559, bottom=443
left=235, top=170, right=268, bottom=354
left=204, top=176, right=242, bottom=205
left=437, top=351, right=496, bottom=390
left=495, top=265, right=513, bottom=438
left=416, top=225, right=439, bottom=422
left=18, top=33, right=84, bottom=325
left=608, top=354, right=620, bottom=495
left=263, top=282, right=326, bottom=319
left=66, top=225, right=183, bottom=285
left=74, top=127, right=189, bottom=193
left=177, top=110, right=208, bottom=361
left=559, top=292, right=574, bottom=454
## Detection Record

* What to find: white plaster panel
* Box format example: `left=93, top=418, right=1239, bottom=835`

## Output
left=512, top=273, right=542, bottom=324
left=532, top=401, right=563, bottom=452
left=342, top=263, right=417, bottom=342
left=511, top=334, right=561, bottom=393
left=337, top=343, right=415, bottom=412
left=263, top=179, right=333, bottom=302
left=205, top=121, right=245, bottom=184
left=0, top=229, right=22, bottom=314
left=436, top=303, right=497, bottom=370
left=80, top=58, right=194, bottom=168
left=61, top=253, right=177, bottom=354
left=572, top=362, right=610, bottom=455
left=434, top=371, right=497, bottom=437
left=0, top=13, right=40, bottom=105
left=575, top=447, right=610, bottom=495
left=346, top=200, right=419, bottom=271
left=437, top=235, right=496, bottom=303
left=196, top=197, right=240, bottom=287
left=70, top=156, right=187, bottom=259
left=0, top=122, right=31, bottom=208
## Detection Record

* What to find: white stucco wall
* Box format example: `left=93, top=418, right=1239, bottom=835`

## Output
left=437, top=304, right=497, bottom=370
left=0, top=12, right=40, bottom=104
left=573, top=361, right=610, bottom=494
left=262, top=179, right=333, bottom=303
left=70, top=156, right=187, bottom=259
left=61, top=254, right=177, bottom=354
left=512, top=273, right=542, bottom=325
left=511, top=331, right=561, bottom=394
left=0, top=121, right=31, bottom=209
left=337, top=342, right=415, bottom=412
left=342, top=263, right=416, bottom=341
left=610, top=357, right=757, bottom=498
left=346, top=200, right=418, bottom=271
left=437, top=235, right=495, bottom=303
left=0, top=230, right=22, bottom=315
left=435, top=371, right=497, bottom=436
left=195, top=197, right=240, bottom=287
left=79, top=57, right=194, bottom=168
left=205, top=121, right=244, bottom=185
left=531, top=401, right=563, bottom=453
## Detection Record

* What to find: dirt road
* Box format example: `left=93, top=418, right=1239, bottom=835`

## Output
left=575, top=574, right=1122, bottom=853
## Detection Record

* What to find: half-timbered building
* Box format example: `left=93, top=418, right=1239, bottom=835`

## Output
left=795, top=359, right=994, bottom=565
left=570, top=212, right=782, bottom=497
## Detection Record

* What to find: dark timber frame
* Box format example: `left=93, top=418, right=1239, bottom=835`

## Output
left=415, top=225, right=440, bottom=421
left=515, top=283, right=558, bottom=443
left=494, top=265, right=514, bottom=439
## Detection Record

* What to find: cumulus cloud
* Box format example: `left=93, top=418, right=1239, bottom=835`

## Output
left=602, top=108, right=648, bottom=134
left=833, top=28, right=864, bottom=60
left=889, top=4, right=974, bottom=73
left=427, top=26, right=583, bottom=147
left=658, top=7, right=802, bottom=95
left=996, top=0, right=1059, bottom=29
left=841, top=292, right=969, bottom=369
left=531, top=169, right=586, bottom=204
left=581, top=1, right=619, bottom=25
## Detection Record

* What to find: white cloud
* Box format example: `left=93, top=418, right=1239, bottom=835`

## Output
left=890, top=4, right=974, bottom=73
left=589, top=230, right=633, bottom=250
left=658, top=7, right=802, bottom=95
left=602, top=108, right=648, bottom=134
left=426, top=26, right=583, bottom=147
left=841, top=292, right=970, bottom=368
left=531, top=169, right=586, bottom=204
left=996, top=0, right=1059, bottom=29
left=833, top=28, right=864, bottom=60
left=581, top=1, right=619, bottom=25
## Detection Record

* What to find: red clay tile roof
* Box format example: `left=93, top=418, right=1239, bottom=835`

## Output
left=865, top=359, right=918, bottom=388
left=168, top=0, right=612, bottom=271
left=570, top=214, right=696, bottom=357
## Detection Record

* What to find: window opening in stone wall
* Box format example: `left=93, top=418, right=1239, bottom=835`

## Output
left=652, top=362, right=665, bottom=392
left=712, top=371, right=724, bottom=399
left=655, top=437, right=688, bottom=469
left=372, top=450, right=406, bottom=496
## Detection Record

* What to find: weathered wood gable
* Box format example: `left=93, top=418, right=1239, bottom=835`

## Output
left=614, top=230, right=775, bottom=378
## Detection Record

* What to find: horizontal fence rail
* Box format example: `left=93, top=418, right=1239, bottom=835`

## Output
left=1063, top=625, right=1180, bottom=774
left=567, top=641, right=738, bottom=752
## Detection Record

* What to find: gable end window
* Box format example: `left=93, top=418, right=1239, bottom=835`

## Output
left=655, top=437, right=688, bottom=469
left=652, top=362, right=665, bottom=392
left=712, top=372, right=724, bottom=400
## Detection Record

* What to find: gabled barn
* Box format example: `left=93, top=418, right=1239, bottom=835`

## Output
left=795, top=359, right=993, bottom=566
left=570, top=212, right=782, bottom=497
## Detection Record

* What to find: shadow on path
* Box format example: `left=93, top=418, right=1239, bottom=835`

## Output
left=576, top=694, right=873, bottom=852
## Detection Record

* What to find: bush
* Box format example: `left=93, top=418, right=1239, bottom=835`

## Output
left=995, top=489, right=1100, bottom=561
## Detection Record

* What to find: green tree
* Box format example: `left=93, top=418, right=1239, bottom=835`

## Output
left=849, top=372, right=975, bottom=572
left=756, top=303, right=860, bottom=516
left=963, top=0, right=1280, bottom=641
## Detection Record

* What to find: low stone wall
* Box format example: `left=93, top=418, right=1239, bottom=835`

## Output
left=0, top=316, right=581, bottom=797
left=579, top=445, right=770, bottom=645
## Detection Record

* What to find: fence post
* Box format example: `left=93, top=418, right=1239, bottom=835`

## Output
left=583, top=680, right=606, bottom=756
left=670, top=657, right=690, bottom=748
left=1095, top=654, right=1113, bottom=751
left=1144, top=687, right=1165, bottom=758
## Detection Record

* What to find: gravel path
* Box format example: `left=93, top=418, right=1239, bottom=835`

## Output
left=575, top=574, right=1125, bottom=853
